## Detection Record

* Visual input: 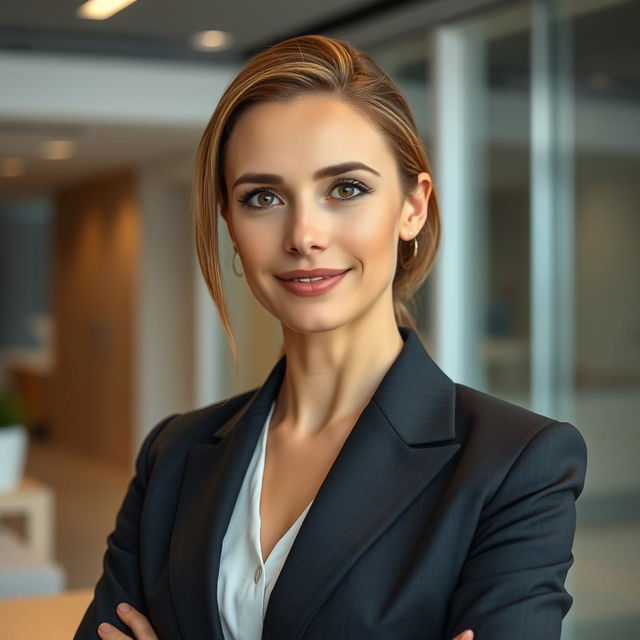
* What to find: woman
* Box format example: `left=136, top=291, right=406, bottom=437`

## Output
left=74, top=34, right=587, bottom=640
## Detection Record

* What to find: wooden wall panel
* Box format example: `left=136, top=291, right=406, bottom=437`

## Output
left=51, top=170, right=138, bottom=471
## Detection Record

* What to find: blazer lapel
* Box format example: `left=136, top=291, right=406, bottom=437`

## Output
left=169, top=354, right=287, bottom=640
left=169, top=325, right=461, bottom=640
left=262, top=326, right=461, bottom=639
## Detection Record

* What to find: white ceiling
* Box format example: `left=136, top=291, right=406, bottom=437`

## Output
left=0, top=0, right=387, bottom=62
left=1, top=0, right=638, bottom=198
left=0, top=0, right=401, bottom=198
left=0, top=119, right=201, bottom=196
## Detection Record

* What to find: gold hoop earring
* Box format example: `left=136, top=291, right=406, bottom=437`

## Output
left=409, top=231, right=418, bottom=259
left=400, top=231, right=419, bottom=270
left=232, top=247, right=244, bottom=277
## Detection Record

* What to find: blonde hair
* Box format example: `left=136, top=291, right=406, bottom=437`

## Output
left=192, top=34, right=441, bottom=372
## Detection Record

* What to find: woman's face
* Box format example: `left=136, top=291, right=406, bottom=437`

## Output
left=222, top=93, right=430, bottom=334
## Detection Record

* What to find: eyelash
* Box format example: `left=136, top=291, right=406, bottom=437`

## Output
left=236, top=178, right=373, bottom=210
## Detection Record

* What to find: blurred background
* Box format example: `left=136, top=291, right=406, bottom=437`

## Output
left=0, top=0, right=638, bottom=637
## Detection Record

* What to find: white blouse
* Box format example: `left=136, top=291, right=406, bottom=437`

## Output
left=217, top=399, right=314, bottom=640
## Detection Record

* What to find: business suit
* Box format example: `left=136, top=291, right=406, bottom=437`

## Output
left=74, top=325, right=587, bottom=640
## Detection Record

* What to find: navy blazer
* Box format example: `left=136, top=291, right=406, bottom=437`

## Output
left=74, top=325, right=587, bottom=639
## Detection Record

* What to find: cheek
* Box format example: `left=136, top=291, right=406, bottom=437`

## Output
left=234, top=221, right=277, bottom=266
left=348, top=205, right=399, bottom=263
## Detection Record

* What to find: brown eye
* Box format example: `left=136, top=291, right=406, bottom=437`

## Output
left=256, top=192, right=276, bottom=206
left=329, top=180, right=370, bottom=201
left=336, top=185, right=356, bottom=198
left=238, top=189, right=283, bottom=209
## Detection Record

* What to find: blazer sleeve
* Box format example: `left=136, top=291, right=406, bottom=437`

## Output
left=444, top=420, right=588, bottom=640
left=73, top=412, right=180, bottom=640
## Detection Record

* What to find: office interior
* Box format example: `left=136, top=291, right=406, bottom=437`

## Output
left=0, top=0, right=638, bottom=637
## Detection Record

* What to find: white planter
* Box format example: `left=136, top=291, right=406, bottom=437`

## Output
left=0, top=424, right=28, bottom=491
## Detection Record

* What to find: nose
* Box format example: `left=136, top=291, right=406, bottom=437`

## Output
left=284, top=201, right=329, bottom=256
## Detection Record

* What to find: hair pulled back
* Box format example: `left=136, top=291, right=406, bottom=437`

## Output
left=192, top=34, right=441, bottom=370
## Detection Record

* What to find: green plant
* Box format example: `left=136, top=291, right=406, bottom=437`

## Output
left=0, top=386, right=26, bottom=428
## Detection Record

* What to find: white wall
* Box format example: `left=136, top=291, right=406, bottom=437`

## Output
left=134, top=170, right=194, bottom=451
left=0, top=51, right=238, bottom=126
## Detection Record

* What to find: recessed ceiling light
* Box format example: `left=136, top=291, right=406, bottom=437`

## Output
left=189, top=30, right=235, bottom=52
left=77, top=0, right=138, bottom=20
left=0, top=158, right=25, bottom=178
left=41, top=140, right=75, bottom=160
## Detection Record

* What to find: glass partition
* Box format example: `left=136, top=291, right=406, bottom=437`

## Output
left=370, top=0, right=640, bottom=636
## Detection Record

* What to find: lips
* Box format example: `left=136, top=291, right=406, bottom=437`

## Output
left=276, top=269, right=349, bottom=296
left=276, top=268, right=351, bottom=281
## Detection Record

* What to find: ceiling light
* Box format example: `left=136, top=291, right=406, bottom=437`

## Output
left=41, top=140, right=75, bottom=160
left=0, top=158, right=25, bottom=178
left=77, top=0, right=138, bottom=20
left=189, top=30, right=235, bottom=52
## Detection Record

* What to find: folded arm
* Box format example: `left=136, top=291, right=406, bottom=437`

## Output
left=444, top=421, right=588, bottom=640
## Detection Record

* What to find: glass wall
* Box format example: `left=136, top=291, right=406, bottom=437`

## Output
left=483, top=18, right=533, bottom=403
left=373, top=0, right=640, bottom=636
left=564, top=0, right=640, bottom=636
left=0, top=198, right=52, bottom=349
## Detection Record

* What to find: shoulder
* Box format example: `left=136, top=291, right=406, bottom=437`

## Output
left=453, top=383, right=587, bottom=497
left=454, top=381, right=587, bottom=452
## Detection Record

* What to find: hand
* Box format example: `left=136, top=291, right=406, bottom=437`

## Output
left=97, top=603, right=158, bottom=639
left=95, top=602, right=473, bottom=640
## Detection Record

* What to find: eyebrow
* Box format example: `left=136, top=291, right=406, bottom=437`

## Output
left=231, top=161, right=381, bottom=190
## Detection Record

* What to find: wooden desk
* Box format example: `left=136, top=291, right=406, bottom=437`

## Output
left=0, top=476, right=54, bottom=561
left=0, top=588, right=93, bottom=640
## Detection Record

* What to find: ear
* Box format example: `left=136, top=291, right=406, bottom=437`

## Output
left=400, top=172, right=431, bottom=240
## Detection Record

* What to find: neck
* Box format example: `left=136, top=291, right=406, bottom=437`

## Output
left=273, top=307, right=405, bottom=440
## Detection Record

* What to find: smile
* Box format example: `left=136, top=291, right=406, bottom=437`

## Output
left=275, top=270, right=350, bottom=297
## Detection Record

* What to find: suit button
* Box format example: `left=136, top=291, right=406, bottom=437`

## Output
left=254, top=565, right=263, bottom=583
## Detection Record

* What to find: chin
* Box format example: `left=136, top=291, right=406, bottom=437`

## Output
left=280, top=313, right=351, bottom=336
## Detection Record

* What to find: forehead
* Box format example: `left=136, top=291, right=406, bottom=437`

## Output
left=223, top=94, right=395, bottom=181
